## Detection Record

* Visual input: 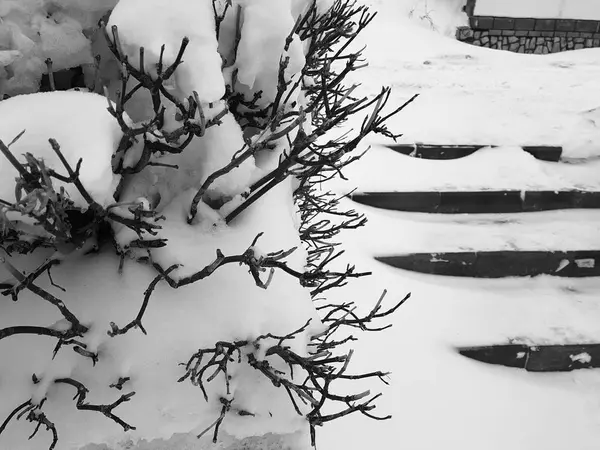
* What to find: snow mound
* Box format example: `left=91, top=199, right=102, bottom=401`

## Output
left=0, top=0, right=116, bottom=96
left=107, top=0, right=225, bottom=104
left=0, top=90, right=122, bottom=207
left=337, top=145, right=600, bottom=192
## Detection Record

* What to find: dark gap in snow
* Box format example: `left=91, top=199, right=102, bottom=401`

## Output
left=459, top=344, right=600, bottom=371
left=40, top=66, right=86, bottom=92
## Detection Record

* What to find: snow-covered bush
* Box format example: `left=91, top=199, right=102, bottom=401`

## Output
left=0, top=1, right=408, bottom=449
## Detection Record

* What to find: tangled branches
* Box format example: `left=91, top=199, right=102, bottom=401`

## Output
left=1, top=0, right=409, bottom=448
left=100, top=22, right=229, bottom=180
left=0, top=134, right=166, bottom=354
left=0, top=376, right=135, bottom=450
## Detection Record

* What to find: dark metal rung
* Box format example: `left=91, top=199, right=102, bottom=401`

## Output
left=459, top=344, right=600, bottom=372
left=376, top=251, right=600, bottom=278
left=352, top=191, right=600, bottom=213
left=386, top=144, right=562, bottom=162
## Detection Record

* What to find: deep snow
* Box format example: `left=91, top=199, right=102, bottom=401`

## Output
left=2, top=0, right=600, bottom=449
left=319, top=1, right=600, bottom=449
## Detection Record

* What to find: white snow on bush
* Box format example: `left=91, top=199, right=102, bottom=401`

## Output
left=0, top=0, right=116, bottom=96
left=117, top=109, right=256, bottom=214
left=0, top=90, right=123, bottom=207
left=232, top=0, right=305, bottom=106
left=107, top=0, right=225, bottom=104
left=0, top=0, right=331, bottom=448
left=0, top=178, right=318, bottom=450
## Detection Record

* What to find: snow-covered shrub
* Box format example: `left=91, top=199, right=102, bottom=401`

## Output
left=0, top=1, right=408, bottom=449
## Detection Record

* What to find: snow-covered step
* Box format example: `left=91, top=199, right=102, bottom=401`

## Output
left=376, top=251, right=600, bottom=278
left=335, top=146, right=600, bottom=193
left=386, top=143, right=562, bottom=162
left=351, top=190, right=600, bottom=213
left=344, top=204, right=600, bottom=254
left=459, top=344, right=600, bottom=372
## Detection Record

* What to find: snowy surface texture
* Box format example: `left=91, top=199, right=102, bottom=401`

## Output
left=0, top=0, right=117, bottom=96
left=231, top=0, right=305, bottom=106
left=0, top=0, right=335, bottom=449
left=107, top=0, right=224, bottom=104
left=3, top=0, right=600, bottom=449
left=0, top=181, right=319, bottom=450
left=475, top=0, right=600, bottom=20
left=319, top=1, right=600, bottom=450
left=0, top=91, right=122, bottom=206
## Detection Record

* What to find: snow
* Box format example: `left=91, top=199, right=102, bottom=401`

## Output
left=0, top=1, right=323, bottom=449
left=474, top=0, right=600, bottom=21
left=571, top=353, right=592, bottom=364
left=341, top=0, right=600, bottom=161
left=318, top=1, right=600, bottom=449
left=3, top=0, right=600, bottom=449
left=0, top=91, right=123, bottom=207
left=339, top=146, right=600, bottom=191
left=107, top=0, right=225, bottom=104
left=117, top=111, right=256, bottom=213
left=232, top=0, right=305, bottom=107
left=0, top=0, right=116, bottom=96
left=0, top=178, right=318, bottom=450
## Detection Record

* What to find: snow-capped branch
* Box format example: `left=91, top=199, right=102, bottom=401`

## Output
left=101, top=23, right=230, bottom=178
left=0, top=399, right=58, bottom=450
left=1, top=377, right=135, bottom=450
left=52, top=377, right=136, bottom=431
left=0, top=1, right=409, bottom=448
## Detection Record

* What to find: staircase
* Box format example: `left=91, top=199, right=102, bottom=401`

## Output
left=352, top=143, right=600, bottom=371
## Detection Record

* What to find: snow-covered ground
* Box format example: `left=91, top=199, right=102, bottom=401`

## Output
left=2, top=0, right=600, bottom=449
left=320, top=1, right=600, bottom=449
